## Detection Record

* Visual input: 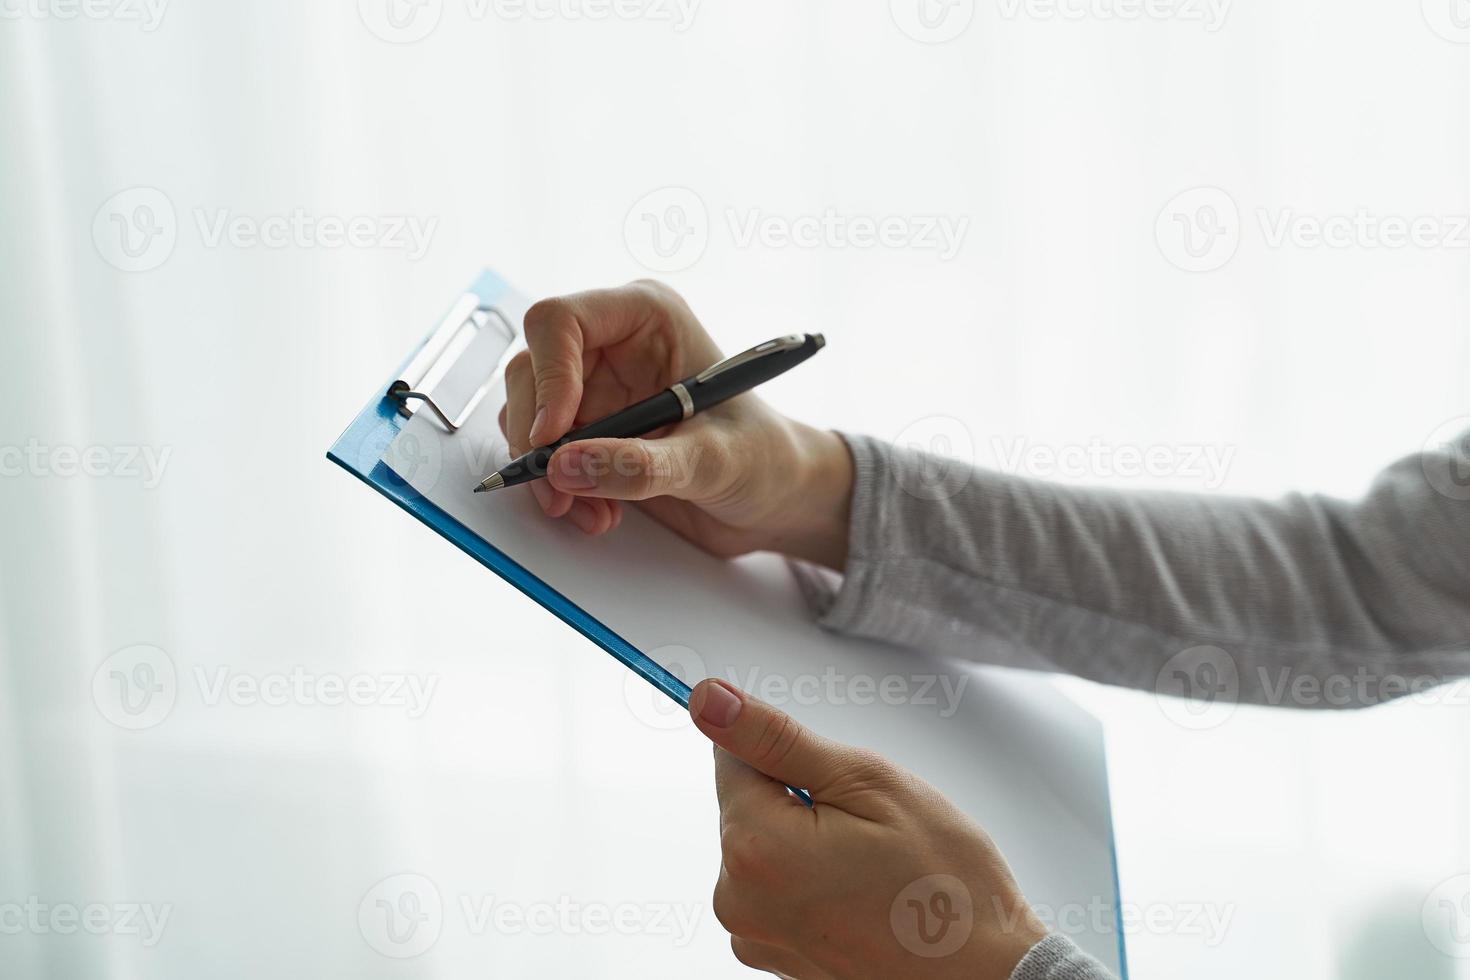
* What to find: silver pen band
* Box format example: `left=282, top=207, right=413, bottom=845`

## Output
left=670, top=382, right=695, bottom=420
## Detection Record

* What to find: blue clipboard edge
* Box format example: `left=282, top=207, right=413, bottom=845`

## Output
left=325, top=269, right=692, bottom=711
left=325, top=270, right=1127, bottom=976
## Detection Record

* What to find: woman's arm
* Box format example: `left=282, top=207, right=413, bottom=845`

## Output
left=505, top=281, right=1469, bottom=707
left=796, top=431, right=1470, bottom=707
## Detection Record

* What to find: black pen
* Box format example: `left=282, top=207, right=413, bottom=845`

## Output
left=473, top=333, right=825, bottom=493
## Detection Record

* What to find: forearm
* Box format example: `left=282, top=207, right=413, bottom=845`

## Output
left=797, top=431, right=1470, bottom=705
left=754, top=420, right=854, bottom=570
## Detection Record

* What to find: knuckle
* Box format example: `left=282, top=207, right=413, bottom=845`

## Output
left=711, top=881, right=750, bottom=936
left=628, top=278, right=691, bottom=315
left=849, top=747, right=893, bottom=776
left=718, top=825, right=767, bottom=882
left=505, top=349, right=532, bottom=380
left=751, top=710, right=804, bottom=772
left=532, top=357, right=578, bottom=391
left=630, top=444, right=666, bottom=495
left=628, top=278, right=671, bottom=300
left=729, top=937, right=764, bottom=970
left=523, top=297, right=572, bottom=334
left=611, top=442, right=660, bottom=497
left=696, top=436, right=733, bottom=486
left=839, top=748, right=912, bottom=801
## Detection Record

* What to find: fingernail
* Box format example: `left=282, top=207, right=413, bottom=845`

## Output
left=552, top=448, right=596, bottom=491
left=694, top=681, right=743, bottom=729
left=530, top=405, right=550, bottom=444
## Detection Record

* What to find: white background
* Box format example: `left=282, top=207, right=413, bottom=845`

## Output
left=3, top=1, right=1470, bottom=978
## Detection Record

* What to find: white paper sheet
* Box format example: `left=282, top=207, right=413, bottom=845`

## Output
left=384, top=335, right=1125, bottom=972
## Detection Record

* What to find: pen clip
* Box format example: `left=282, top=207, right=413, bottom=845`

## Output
left=693, top=334, right=806, bottom=385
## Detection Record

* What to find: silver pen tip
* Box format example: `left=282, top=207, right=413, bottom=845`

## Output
left=474, top=473, right=506, bottom=494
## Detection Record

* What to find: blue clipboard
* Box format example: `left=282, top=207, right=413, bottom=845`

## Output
left=327, top=273, right=1123, bottom=955
left=326, top=270, right=694, bottom=712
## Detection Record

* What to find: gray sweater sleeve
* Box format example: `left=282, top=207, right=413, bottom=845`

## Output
left=1009, top=934, right=1115, bottom=980
left=792, top=430, right=1470, bottom=980
left=795, top=430, right=1470, bottom=708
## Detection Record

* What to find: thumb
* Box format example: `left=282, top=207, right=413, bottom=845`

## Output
left=689, top=679, right=851, bottom=800
left=546, top=434, right=716, bottom=501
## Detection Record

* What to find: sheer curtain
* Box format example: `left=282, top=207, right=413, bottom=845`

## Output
left=2, top=2, right=1468, bottom=977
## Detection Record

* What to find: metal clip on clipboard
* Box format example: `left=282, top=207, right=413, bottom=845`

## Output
left=388, top=292, right=518, bottom=433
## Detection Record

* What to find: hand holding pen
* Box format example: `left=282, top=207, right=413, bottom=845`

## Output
left=494, top=281, right=854, bottom=571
